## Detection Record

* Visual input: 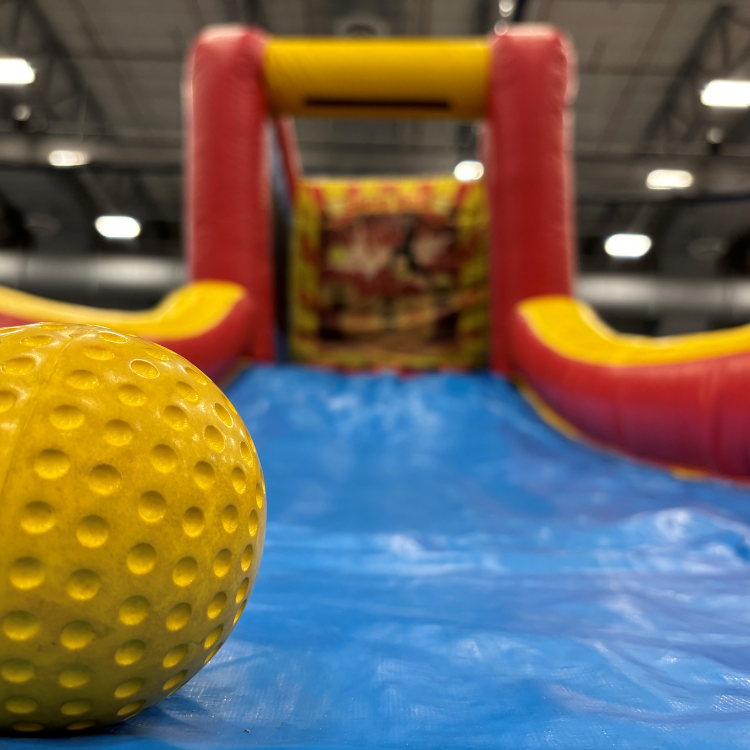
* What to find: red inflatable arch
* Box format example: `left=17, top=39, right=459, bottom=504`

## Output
left=184, top=25, right=576, bottom=369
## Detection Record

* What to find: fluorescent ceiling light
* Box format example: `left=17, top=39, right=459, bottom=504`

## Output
left=48, top=149, right=90, bottom=167
left=95, top=215, right=141, bottom=240
left=11, top=103, right=31, bottom=122
left=706, top=126, right=725, bottom=145
left=646, top=169, right=693, bottom=190
left=604, top=233, right=652, bottom=259
left=0, top=58, right=35, bottom=85
left=701, top=79, right=750, bottom=108
left=454, top=160, right=484, bottom=182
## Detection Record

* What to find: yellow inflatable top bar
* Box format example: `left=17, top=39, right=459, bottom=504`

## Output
left=263, top=38, right=489, bottom=119
left=519, top=296, right=750, bottom=366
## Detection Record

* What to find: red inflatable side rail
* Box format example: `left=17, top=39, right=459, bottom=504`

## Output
left=511, top=296, right=750, bottom=479
left=487, top=28, right=577, bottom=373
left=184, top=27, right=276, bottom=362
left=0, top=282, right=254, bottom=382
left=0, top=309, right=250, bottom=381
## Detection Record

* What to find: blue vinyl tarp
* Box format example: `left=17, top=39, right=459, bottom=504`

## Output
left=11, top=365, right=750, bottom=748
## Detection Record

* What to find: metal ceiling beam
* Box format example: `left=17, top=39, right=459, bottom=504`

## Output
left=475, top=0, right=496, bottom=33
left=10, top=0, right=109, bottom=131
left=512, top=0, right=527, bottom=23
left=4, top=0, right=26, bottom=52
left=0, top=134, right=181, bottom=169
left=598, top=0, right=677, bottom=149
left=641, top=4, right=750, bottom=150
left=6, top=133, right=750, bottom=204
left=3, top=0, right=165, bottom=222
left=223, top=0, right=268, bottom=27
left=632, top=5, right=748, bottom=271
left=64, top=0, right=149, bottom=130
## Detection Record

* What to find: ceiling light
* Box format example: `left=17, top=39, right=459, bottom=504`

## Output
left=48, top=149, right=90, bottom=167
left=499, top=0, right=515, bottom=17
left=646, top=169, right=693, bottom=190
left=706, top=126, right=725, bottom=145
left=0, top=58, right=35, bottom=85
left=95, top=215, right=141, bottom=240
left=701, top=79, right=750, bottom=108
left=11, top=103, right=31, bottom=122
left=454, top=160, right=484, bottom=182
left=604, top=234, right=652, bottom=259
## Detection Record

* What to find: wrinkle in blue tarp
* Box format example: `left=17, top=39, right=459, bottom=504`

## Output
left=10, top=365, right=750, bottom=749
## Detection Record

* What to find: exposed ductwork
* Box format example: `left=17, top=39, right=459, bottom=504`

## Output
left=0, top=250, right=747, bottom=326
left=0, top=251, right=185, bottom=309
left=577, top=274, right=750, bottom=322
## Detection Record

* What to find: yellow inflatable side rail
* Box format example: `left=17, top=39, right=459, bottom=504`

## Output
left=0, top=281, right=246, bottom=340
left=510, top=295, right=750, bottom=480
left=263, top=38, right=489, bottom=119
left=516, top=296, right=750, bottom=366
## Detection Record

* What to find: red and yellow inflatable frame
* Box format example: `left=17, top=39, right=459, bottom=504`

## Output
left=2, top=24, right=749, bottom=480
left=183, top=27, right=576, bottom=369
left=512, top=297, right=750, bottom=480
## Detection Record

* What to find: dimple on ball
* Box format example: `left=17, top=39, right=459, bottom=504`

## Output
left=0, top=323, right=266, bottom=733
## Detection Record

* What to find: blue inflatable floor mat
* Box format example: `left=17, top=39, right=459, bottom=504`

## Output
left=11, top=365, right=750, bottom=749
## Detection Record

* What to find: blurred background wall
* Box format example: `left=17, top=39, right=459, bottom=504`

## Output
left=1, top=0, right=750, bottom=334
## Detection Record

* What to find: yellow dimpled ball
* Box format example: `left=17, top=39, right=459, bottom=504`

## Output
left=0, top=323, right=266, bottom=734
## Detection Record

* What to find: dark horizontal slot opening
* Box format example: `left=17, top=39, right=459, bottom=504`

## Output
left=305, top=98, right=451, bottom=110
